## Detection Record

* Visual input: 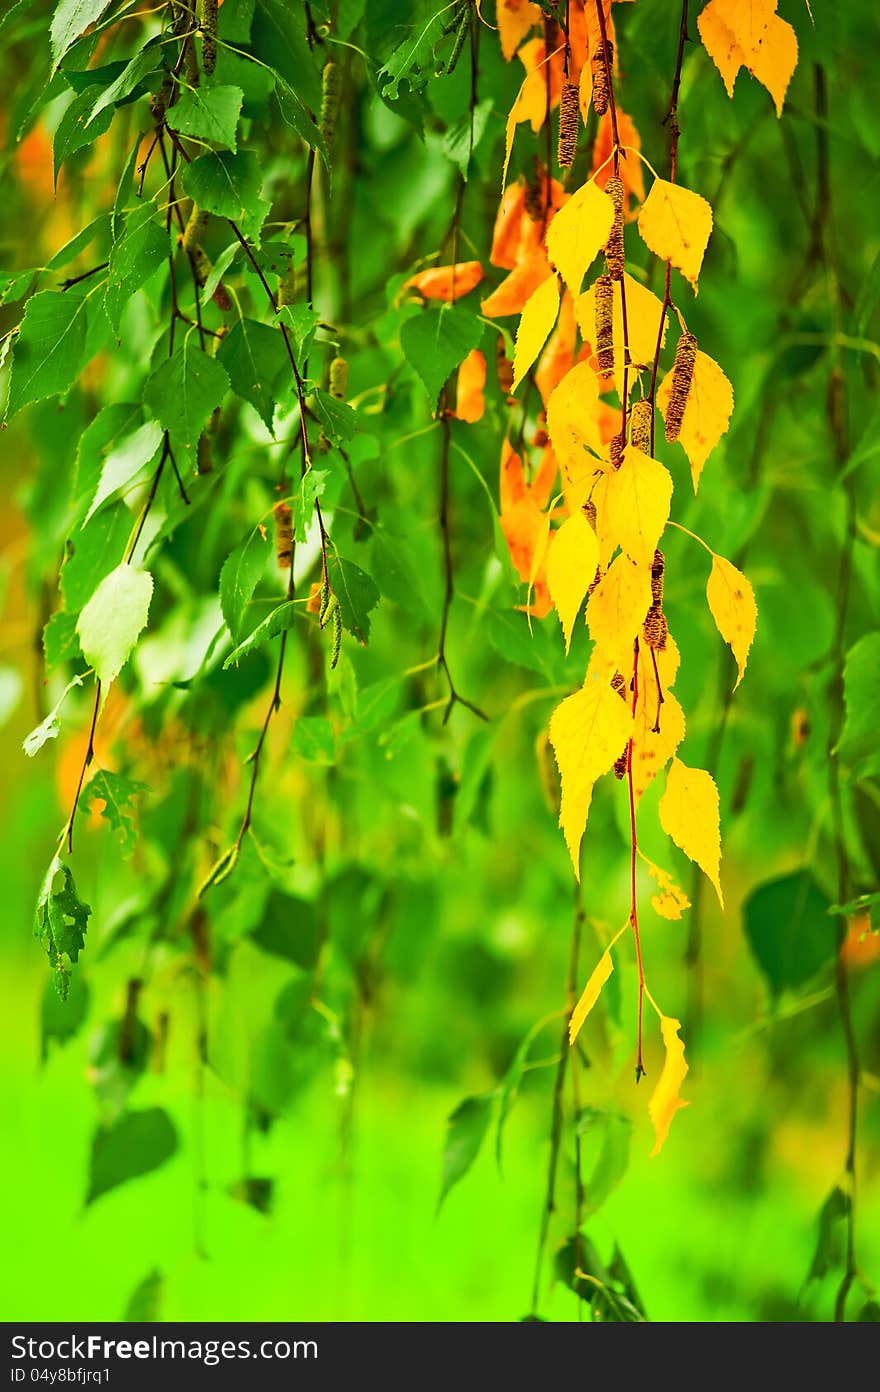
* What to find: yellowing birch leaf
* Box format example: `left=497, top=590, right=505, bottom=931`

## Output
left=569, top=925, right=626, bottom=1044
left=697, top=1, right=745, bottom=96
left=586, top=553, right=652, bottom=671
left=497, top=0, right=541, bottom=61
left=657, top=348, right=733, bottom=489
left=637, top=179, right=713, bottom=289
left=658, top=758, right=723, bottom=908
left=546, top=180, right=615, bottom=295
left=595, top=445, right=672, bottom=569
left=631, top=675, right=686, bottom=801
left=649, top=1015, right=689, bottom=1156
left=549, top=657, right=633, bottom=874
left=748, top=13, right=798, bottom=117
left=546, top=511, right=600, bottom=652
left=642, top=856, right=691, bottom=921
left=576, top=273, right=666, bottom=394
left=546, top=360, right=603, bottom=482
left=706, top=554, right=757, bottom=688
left=512, top=273, right=560, bottom=391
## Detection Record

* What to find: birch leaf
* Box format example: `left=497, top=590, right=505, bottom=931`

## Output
left=546, top=511, right=599, bottom=653
left=656, top=348, right=733, bottom=489
left=637, top=178, right=713, bottom=289
left=706, top=554, right=757, bottom=689
left=658, top=758, right=724, bottom=908
left=649, top=1015, right=689, bottom=1156
left=512, top=273, right=560, bottom=391
left=546, top=181, right=615, bottom=295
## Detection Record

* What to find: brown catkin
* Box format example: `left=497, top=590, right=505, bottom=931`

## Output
left=594, top=272, right=614, bottom=376
left=591, top=45, right=610, bottom=116
left=212, top=282, right=232, bottom=312
left=189, top=244, right=211, bottom=288
left=524, top=177, right=545, bottom=223
left=497, top=339, right=514, bottom=395
left=329, top=356, right=349, bottom=401
left=200, top=0, right=218, bottom=76
left=557, top=81, right=579, bottom=169
left=650, top=548, right=665, bottom=607
left=613, top=749, right=629, bottom=780
left=604, top=174, right=625, bottom=281
left=611, top=671, right=627, bottom=699
left=630, top=399, right=653, bottom=454
left=643, top=605, right=668, bottom=651
left=608, top=432, right=625, bottom=471
left=583, top=498, right=597, bottom=532
left=320, top=61, right=340, bottom=149
left=588, top=564, right=603, bottom=597
left=664, top=330, right=697, bottom=443
left=274, top=501, right=293, bottom=570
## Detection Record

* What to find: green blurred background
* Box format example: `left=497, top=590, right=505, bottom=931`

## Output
left=1, top=0, right=879, bottom=1322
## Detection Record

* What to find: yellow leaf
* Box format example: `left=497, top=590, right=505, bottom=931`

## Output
left=586, top=553, right=652, bottom=672
left=546, top=179, right=615, bottom=295
left=637, top=178, right=713, bottom=289
left=546, top=360, right=603, bottom=482
left=657, top=348, right=733, bottom=489
left=575, top=273, right=666, bottom=398
left=512, top=273, right=560, bottom=391
left=568, top=924, right=626, bottom=1044
left=748, top=12, right=798, bottom=118
left=642, top=856, right=691, bottom=921
left=595, top=445, right=672, bottom=569
left=697, top=0, right=746, bottom=97
left=549, top=655, right=633, bottom=874
left=658, top=757, right=724, bottom=908
left=497, top=0, right=542, bottom=61
left=631, top=665, right=686, bottom=801
left=649, top=1015, right=689, bottom=1156
left=706, top=553, right=757, bottom=689
left=546, top=511, right=600, bottom=653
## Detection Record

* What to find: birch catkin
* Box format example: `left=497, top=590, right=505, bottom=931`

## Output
left=591, top=44, right=610, bottom=116
left=557, top=82, right=579, bottom=169
left=200, top=0, right=218, bottom=76
left=664, top=331, right=697, bottom=443
left=629, top=399, right=653, bottom=454
left=594, top=273, right=614, bottom=376
left=320, top=62, right=340, bottom=149
left=604, top=175, right=625, bottom=281
left=274, top=502, right=293, bottom=570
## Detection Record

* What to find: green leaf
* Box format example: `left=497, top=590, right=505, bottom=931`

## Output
left=274, top=77, right=328, bottom=163
left=89, top=39, right=165, bottom=121
left=87, top=1108, right=178, bottom=1204
left=200, top=240, right=240, bottom=305
left=328, top=555, right=380, bottom=642
left=47, top=213, right=112, bottom=269
left=181, top=151, right=270, bottom=238
left=61, top=505, right=132, bottom=612
left=51, top=0, right=113, bottom=66
left=123, top=1269, right=164, bottom=1322
left=166, top=84, right=244, bottom=150
left=53, top=85, right=114, bottom=186
left=439, top=1093, right=494, bottom=1209
left=806, top=1186, right=850, bottom=1282
left=743, top=871, right=837, bottom=997
left=277, top=303, right=319, bottom=361
left=441, top=99, right=493, bottom=180
left=292, top=469, right=326, bottom=543
left=291, top=715, right=337, bottom=763
left=144, top=340, right=229, bottom=462
left=76, top=563, right=154, bottom=687
left=43, top=610, right=82, bottom=668
left=81, top=770, right=145, bottom=854
left=220, top=530, right=270, bottom=643
left=104, top=206, right=169, bottom=333
left=251, top=0, right=321, bottom=110
left=400, top=304, right=483, bottom=408
left=311, top=388, right=360, bottom=443
left=23, top=673, right=84, bottom=756
left=6, top=288, right=93, bottom=419
left=251, top=892, right=321, bottom=968
left=838, top=632, right=880, bottom=775
left=35, top=856, right=92, bottom=993
left=216, top=318, right=288, bottom=429
left=84, top=419, right=164, bottom=524
left=376, top=0, right=447, bottom=101
left=0, top=269, right=39, bottom=305
left=579, top=1108, right=631, bottom=1216
left=41, top=971, right=90, bottom=1063
left=223, top=599, right=297, bottom=667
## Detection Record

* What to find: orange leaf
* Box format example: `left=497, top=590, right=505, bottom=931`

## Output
left=404, top=261, right=483, bottom=302
left=706, top=553, right=757, bottom=688
left=649, top=1015, right=689, bottom=1156
left=658, top=758, right=724, bottom=908
left=535, top=289, right=578, bottom=406
left=637, top=178, right=713, bottom=289
left=482, top=252, right=553, bottom=317
left=592, top=108, right=645, bottom=209
left=454, top=349, right=486, bottom=423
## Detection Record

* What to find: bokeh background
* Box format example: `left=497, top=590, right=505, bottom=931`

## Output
left=1, top=0, right=878, bottom=1322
